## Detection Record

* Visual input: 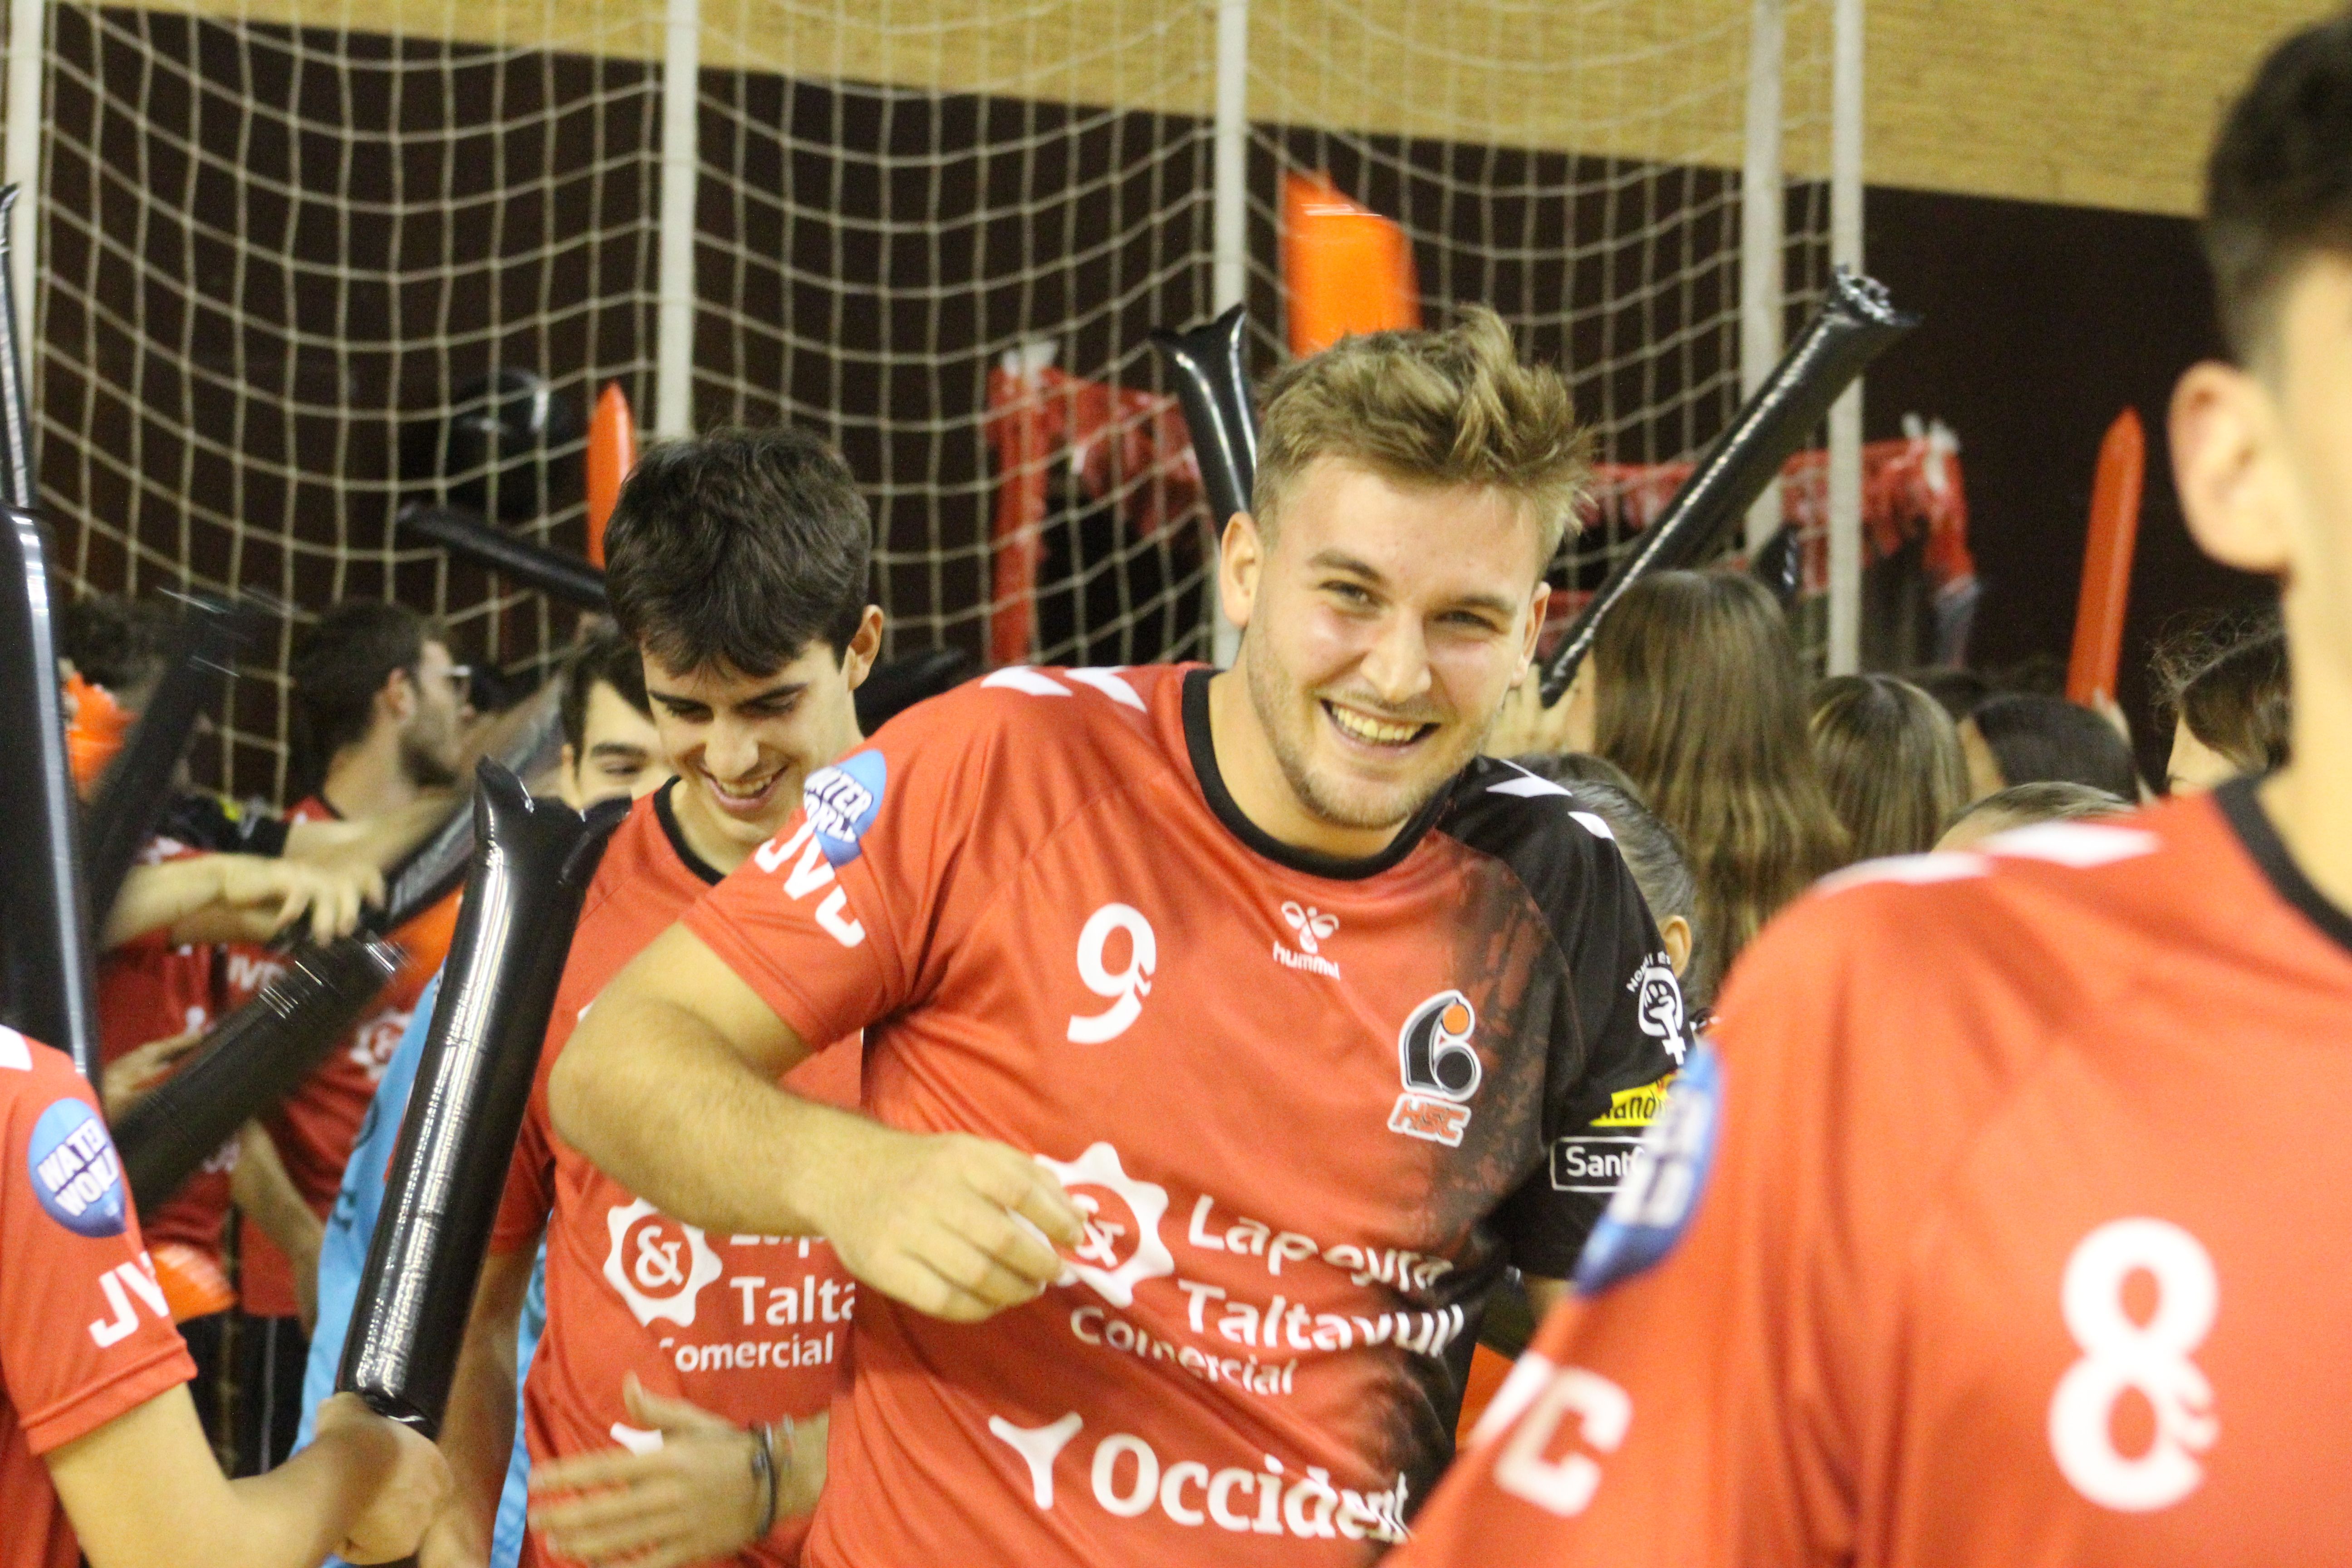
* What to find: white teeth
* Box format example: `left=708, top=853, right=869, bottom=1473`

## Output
left=1328, top=706, right=1423, bottom=745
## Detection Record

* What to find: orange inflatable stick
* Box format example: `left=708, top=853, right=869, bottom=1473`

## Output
left=1282, top=171, right=1421, bottom=358
left=2066, top=408, right=2145, bottom=706
left=585, top=382, right=638, bottom=569
left=66, top=670, right=132, bottom=792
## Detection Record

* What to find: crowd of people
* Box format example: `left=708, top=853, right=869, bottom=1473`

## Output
left=0, top=11, right=2345, bottom=1568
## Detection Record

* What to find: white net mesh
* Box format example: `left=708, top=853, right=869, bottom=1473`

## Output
left=37, top=4, right=664, bottom=798
left=26, top=0, right=1837, bottom=795
left=1248, top=0, right=1838, bottom=648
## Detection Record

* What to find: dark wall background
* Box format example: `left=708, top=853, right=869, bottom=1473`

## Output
left=1861, top=185, right=2279, bottom=776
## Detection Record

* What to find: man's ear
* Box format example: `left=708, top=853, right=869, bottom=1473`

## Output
left=1218, top=511, right=1264, bottom=631
left=1660, top=913, right=1693, bottom=980
left=380, top=666, right=418, bottom=724
left=1517, top=580, right=1552, bottom=683
left=840, top=605, right=885, bottom=692
left=2171, top=360, right=2295, bottom=576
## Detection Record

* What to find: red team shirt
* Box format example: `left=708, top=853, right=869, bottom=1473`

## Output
left=224, top=796, right=453, bottom=1318
left=682, top=665, right=1688, bottom=1566
left=95, top=836, right=236, bottom=1317
left=1398, top=780, right=2352, bottom=1567
left=0, top=1028, right=195, bottom=1568
left=493, top=781, right=859, bottom=1568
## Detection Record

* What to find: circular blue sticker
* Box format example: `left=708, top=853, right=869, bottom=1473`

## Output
left=27, top=1098, right=127, bottom=1238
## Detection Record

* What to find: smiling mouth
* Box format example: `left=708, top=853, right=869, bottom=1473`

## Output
left=1323, top=701, right=1438, bottom=750
left=703, top=769, right=784, bottom=815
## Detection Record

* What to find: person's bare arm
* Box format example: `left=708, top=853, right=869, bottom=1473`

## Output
left=231, top=1123, right=324, bottom=1334
left=103, top=855, right=382, bottom=950
left=49, top=1384, right=447, bottom=1568
left=551, top=923, right=1086, bottom=1323
left=284, top=792, right=459, bottom=872
left=527, top=1374, right=827, bottom=1568
left=421, top=1244, right=536, bottom=1568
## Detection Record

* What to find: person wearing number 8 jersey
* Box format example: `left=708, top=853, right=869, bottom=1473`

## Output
left=1391, top=20, right=2352, bottom=1567
left=553, top=312, right=1691, bottom=1567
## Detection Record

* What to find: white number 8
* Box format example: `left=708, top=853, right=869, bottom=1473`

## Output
left=2047, top=1217, right=2219, bottom=1512
left=1066, top=903, right=1156, bottom=1044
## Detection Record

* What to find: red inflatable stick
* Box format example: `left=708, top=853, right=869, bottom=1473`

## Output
left=2067, top=408, right=2145, bottom=706
left=585, top=382, right=638, bottom=569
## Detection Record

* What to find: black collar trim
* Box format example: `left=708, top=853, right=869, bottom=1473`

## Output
left=1179, top=667, right=1450, bottom=882
left=2215, top=775, right=2352, bottom=960
left=654, top=778, right=726, bottom=887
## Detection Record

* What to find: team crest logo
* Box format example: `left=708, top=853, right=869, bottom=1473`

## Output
left=604, top=1199, right=724, bottom=1327
left=804, top=751, right=887, bottom=867
left=1389, top=990, right=1481, bottom=1147
left=1629, top=956, right=1687, bottom=1063
left=1034, top=1142, right=1173, bottom=1307
left=29, top=1099, right=126, bottom=1237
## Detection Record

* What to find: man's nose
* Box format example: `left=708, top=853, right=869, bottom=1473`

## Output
left=1357, top=613, right=1434, bottom=706
left=702, top=719, right=761, bottom=778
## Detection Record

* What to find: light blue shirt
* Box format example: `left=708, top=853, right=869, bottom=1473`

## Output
left=294, top=972, right=548, bottom=1568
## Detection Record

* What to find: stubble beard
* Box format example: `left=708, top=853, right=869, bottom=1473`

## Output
left=399, top=720, right=462, bottom=791
left=1244, top=646, right=1453, bottom=835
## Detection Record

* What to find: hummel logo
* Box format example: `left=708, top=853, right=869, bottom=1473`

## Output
left=1281, top=901, right=1338, bottom=955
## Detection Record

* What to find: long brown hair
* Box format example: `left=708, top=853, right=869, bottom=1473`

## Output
left=1809, top=674, right=1970, bottom=861
left=1594, top=571, right=1849, bottom=997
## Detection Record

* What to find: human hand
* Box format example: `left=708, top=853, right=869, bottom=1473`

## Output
left=214, top=855, right=386, bottom=945
left=804, top=1122, right=1083, bottom=1322
left=98, top=1029, right=204, bottom=1119
left=1483, top=660, right=1592, bottom=760
left=314, top=1393, right=452, bottom=1564
left=528, top=1376, right=828, bottom=1567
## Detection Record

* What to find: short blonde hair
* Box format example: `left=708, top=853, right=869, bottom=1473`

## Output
left=1252, top=306, right=1593, bottom=562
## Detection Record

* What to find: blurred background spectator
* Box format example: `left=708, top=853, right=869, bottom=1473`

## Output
left=1810, top=674, right=1970, bottom=861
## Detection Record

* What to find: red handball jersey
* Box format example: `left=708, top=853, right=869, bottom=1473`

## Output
left=0, top=1027, right=196, bottom=1568
left=225, top=796, right=454, bottom=1318
left=96, top=835, right=236, bottom=1319
left=492, top=781, right=860, bottom=1568
left=681, top=665, right=1689, bottom=1567
left=1395, top=779, right=2352, bottom=1568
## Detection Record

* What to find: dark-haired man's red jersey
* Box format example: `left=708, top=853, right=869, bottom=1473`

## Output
left=224, top=797, right=454, bottom=1318
left=492, top=781, right=859, bottom=1568
left=681, top=664, right=1689, bottom=1567
left=1394, top=781, right=2352, bottom=1568
left=96, top=835, right=234, bottom=1320
left=0, top=1027, right=196, bottom=1568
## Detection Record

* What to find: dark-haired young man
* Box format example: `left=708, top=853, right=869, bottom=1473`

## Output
left=1392, top=17, right=2352, bottom=1567
left=431, top=429, right=879, bottom=1568
left=226, top=601, right=475, bottom=1474
left=551, top=313, right=1686, bottom=1567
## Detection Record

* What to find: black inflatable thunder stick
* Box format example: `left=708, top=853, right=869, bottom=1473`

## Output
left=118, top=938, right=403, bottom=1213
left=0, top=183, right=103, bottom=1081
left=1538, top=269, right=1920, bottom=704
left=1151, top=302, right=1258, bottom=532
left=396, top=501, right=611, bottom=614
left=84, top=594, right=250, bottom=930
left=113, top=691, right=562, bottom=1206
left=340, top=763, right=625, bottom=1434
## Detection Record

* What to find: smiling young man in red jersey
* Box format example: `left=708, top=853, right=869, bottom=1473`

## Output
left=1391, top=22, right=2352, bottom=1568
left=549, top=310, right=1692, bottom=1565
left=428, top=429, right=881, bottom=1568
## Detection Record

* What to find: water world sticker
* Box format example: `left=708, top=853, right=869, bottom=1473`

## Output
left=804, top=750, right=887, bottom=867
left=28, top=1098, right=127, bottom=1238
